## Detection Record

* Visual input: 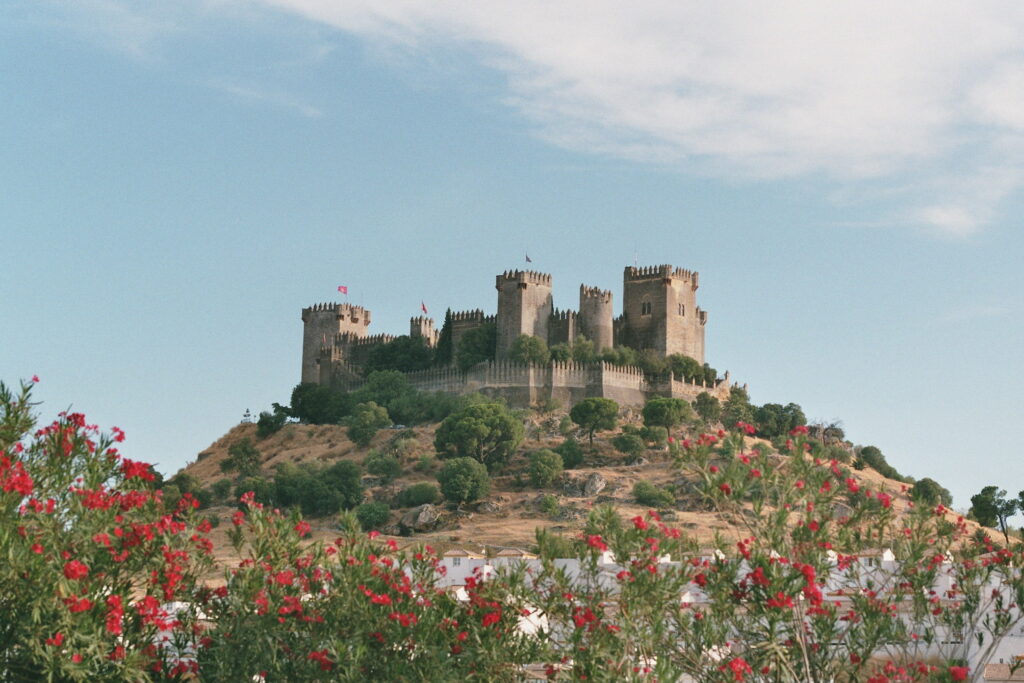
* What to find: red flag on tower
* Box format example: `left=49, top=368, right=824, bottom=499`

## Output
left=337, top=285, right=348, bottom=295
left=421, top=301, right=428, bottom=315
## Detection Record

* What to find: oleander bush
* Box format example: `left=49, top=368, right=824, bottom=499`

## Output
left=1, top=379, right=1018, bottom=682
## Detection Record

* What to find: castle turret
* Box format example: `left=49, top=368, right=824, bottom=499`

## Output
left=578, top=284, right=614, bottom=351
left=300, top=303, right=372, bottom=384
left=495, top=270, right=553, bottom=360
left=620, top=265, right=706, bottom=362
left=409, top=316, right=438, bottom=347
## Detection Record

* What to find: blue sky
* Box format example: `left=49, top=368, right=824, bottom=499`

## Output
left=3, top=1, right=1023, bottom=511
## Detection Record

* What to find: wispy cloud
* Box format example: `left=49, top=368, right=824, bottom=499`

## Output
left=207, top=79, right=323, bottom=118
left=255, top=0, right=1024, bottom=237
left=36, top=0, right=1024, bottom=236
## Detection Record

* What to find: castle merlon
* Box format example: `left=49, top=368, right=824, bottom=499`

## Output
left=623, top=264, right=699, bottom=288
left=495, top=270, right=553, bottom=288
left=579, top=284, right=613, bottom=302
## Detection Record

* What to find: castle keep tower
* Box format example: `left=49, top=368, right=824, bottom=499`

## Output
left=409, top=316, right=438, bottom=346
left=577, top=285, right=614, bottom=351
left=620, top=265, right=707, bottom=363
left=495, top=270, right=553, bottom=360
left=300, top=303, right=371, bottom=384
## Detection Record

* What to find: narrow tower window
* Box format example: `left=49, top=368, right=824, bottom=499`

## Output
left=678, top=304, right=685, bottom=316
left=641, top=301, right=652, bottom=316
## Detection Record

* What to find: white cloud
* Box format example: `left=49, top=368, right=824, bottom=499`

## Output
left=207, top=79, right=324, bottom=118
left=40, top=0, right=1024, bottom=235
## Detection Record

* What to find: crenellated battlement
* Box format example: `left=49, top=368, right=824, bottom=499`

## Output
left=451, top=309, right=487, bottom=323
left=579, top=284, right=612, bottom=302
left=495, top=270, right=552, bottom=288
left=349, top=333, right=396, bottom=347
left=623, top=264, right=699, bottom=287
left=551, top=308, right=578, bottom=321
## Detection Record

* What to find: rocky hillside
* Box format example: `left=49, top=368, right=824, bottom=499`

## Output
left=179, top=410, right=979, bottom=559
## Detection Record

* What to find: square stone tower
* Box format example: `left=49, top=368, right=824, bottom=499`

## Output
left=620, top=265, right=707, bottom=362
left=300, top=303, right=372, bottom=384
left=495, top=270, right=553, bottom=359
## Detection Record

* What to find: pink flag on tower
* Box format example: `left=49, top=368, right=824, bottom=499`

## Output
left=337, top=285, right=348, bottom=295
left=421, top=301, right=428, bottom=315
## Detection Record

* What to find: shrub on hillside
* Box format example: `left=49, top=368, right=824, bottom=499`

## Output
left=348, top=401, right=391, bottom=447
left=220, top=438, right=261, bottom=478
left=272, top=461, right=364, bottom=517
left=539, top=494, right=560, bottom=517
left=397, top=482, right=442, bottom=508
left=639, top=425, right=668, bottom=447
left=612, top=433, right=646, bottom=462
left=437, top=457, right=491, bottom=504
left=633, top=480, right=675, bottom=508
left=355, top=501, right=391, bottom=531
left=528, top=449, right=564, bottom=488
left=365, top=450, right=402, bottom=482
left=211, top=478, right=233, bottom=502
left=554, top=437, right=584, bottom=469
left=234, top=475, right=275, bottom=506
left=256, top=408, right=288, bottom=438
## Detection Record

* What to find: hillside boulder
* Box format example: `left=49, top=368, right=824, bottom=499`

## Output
left=399, top=504, right=440, bottom=533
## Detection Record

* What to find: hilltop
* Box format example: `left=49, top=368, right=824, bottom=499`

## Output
left=176, top=408, right=979, bottom=560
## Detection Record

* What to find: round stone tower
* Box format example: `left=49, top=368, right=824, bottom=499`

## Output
left=577, top=284, right=614, bottom=351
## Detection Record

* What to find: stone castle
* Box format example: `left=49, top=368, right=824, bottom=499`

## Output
left=301, top=265, right=741, bottom=406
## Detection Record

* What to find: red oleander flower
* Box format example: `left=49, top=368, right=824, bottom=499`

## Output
left=482, top=610, right=501, bottom=627
left=631, top=515, right=648, bottom=530
left=63, top=560, right=89, bottom=580
left=45, top=632, right=64, bottom=647
left=586, top=535, right=608, bottom=552
left=724, top=657, right=752, bottom=680
left=949, top=666, right=968, bottom=681
left=294, top=520, right=311, bottom=537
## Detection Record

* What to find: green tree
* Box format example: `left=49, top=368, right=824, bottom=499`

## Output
left=633, top=480, right=675, bottom=508
left=753, top=402, right=807, bottom=439
left=456, top=322, right=497, bottom=371
left=666, top=354, right=703, bottom=382
left=365, top=450, right=402, bottom=482
left=612, top=433, right=646, bottom=462
left=642, top=397, right=693, bottom=430
left=351, top=371, right=414, bottom=413
left=322, top=460, right=365, bottom=511
left=694, top=392, right=721, bottom=425
left=508, top=334, right=550, bottom=365
left=355, top=502, right=391, bottom=531
left=549, top=342, right=572, bottom=362
left=397, top=483, right=441, bottom=507
left=256, top=408, right=288, bottom=438
left=721, top=386, right=754, bottom=427
left=910, top=477, right=953, bottom=507
left=601, top=345, right=638, bottom=367
left=221, top=438, right=261, bottom=478
left=970, top=486, right=1017, bottom=544
left=288, top=383, right=350, bottom=424
left=433, top=309, right=454, bottom=367
left=555, top=437, right=584, bottom=469
left=348, top=401, right=391, bottom=447
left=437, top=457, right=491, bottom=504
left=365, top=335, right=434, bottom=374
left=570, top=397, right=619, bottom=446
left=528, top=449, right=564, bottom=487
left=434, top=403, right=524, bottom=472
left=570, top=336, right=599, bottom=364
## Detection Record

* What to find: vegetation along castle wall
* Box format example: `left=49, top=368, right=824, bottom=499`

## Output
left=300, top=265, right=736, bottom=407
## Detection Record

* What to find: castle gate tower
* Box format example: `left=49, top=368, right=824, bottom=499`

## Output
left=577, top=284, right=614, bottom=351
left=621, top=265, right=707, bottom=362
left=495, top=270, right=553, bottom=360
left=300, top=303, right=372, bottom=384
